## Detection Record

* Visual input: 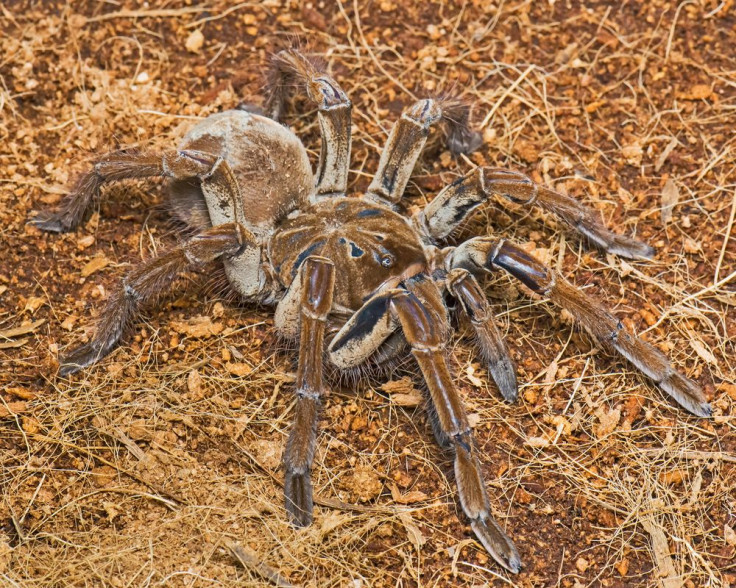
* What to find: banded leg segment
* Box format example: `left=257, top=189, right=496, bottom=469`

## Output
left=366, top=98, right=482, bottom=204
left=266, top=49, right=351, bottom=197
left=283, top=257, right=336, bottom=527
left=447, top=269, right=518, bottom=402
left=59, top=223, right=256, bottom=376
left=449, top=238, right=711, bottom=417
left=30, top=149, right=242, bottom=233
left=417, top=167, right=654, bottom=259
left=328, top=288, right=521, bottom=573
left=391, top=291, right=521, bottom=574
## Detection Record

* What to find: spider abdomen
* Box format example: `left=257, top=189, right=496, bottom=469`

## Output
left=269, top=198, right=428, bottom=310
left=171, top=110, right=314, bottom=239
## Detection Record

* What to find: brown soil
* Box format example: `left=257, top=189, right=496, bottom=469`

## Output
left=1, top=1, right=735, bottom=587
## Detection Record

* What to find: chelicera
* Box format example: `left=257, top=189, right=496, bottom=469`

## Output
left=31, top=49, right=711, bottom=574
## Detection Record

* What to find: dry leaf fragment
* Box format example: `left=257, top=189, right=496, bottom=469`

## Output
left=225, top=362, right=253, bottom=377
left=661, top=179, right=679, bottom=224
left=0, top=401, right=27, bottom=418
left=689, top=338, right=716, bottom=365
left=725, top=524, right=736, bottom=547
left=381, top=377, right=423, bottom=406
left=391, top=392, right=423, bottom=407
left=398, top=512, right=426, bottom=549
left=24, top=296, right=46, bottom=313
left=594, top=407, right=621, bottom=438
left=526, top=436, right=550, bottom=448
left=0, top=319, right=45, bottom=339
left=655, top=138, right=678, bottom=172
left=390, top=483, right=428, bottom=504
left=466, top=365, right=484, bottom=387
left=171, top=315, right=223, bottom=338
left=716, top=382, right=736, bottom=400
left=683, top=84, right=712, bottom=100
left=659, top=469, right=686, bottom=485
left=7, top=387, right=36, bottom=400
left=81, top=256, right=110, bottom=277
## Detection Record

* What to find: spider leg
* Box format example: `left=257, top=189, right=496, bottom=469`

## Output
left=366, top=98, right=482, bottom=204
left=266, top=49, right=351, bottom=198
left=29, top=149, right=242, bottom=233
left=58, top=223, right=256, bottom=376
left=391, top=290, right=521, bottom=574
left=328, top=286, right=521, bottom=574
left=446, top=269, right=518, bottom=402
left=448, top=237, right=711, bottom=417
left=280, top=256, right=336, bottom=527
left=416, top=167, right=654, bottom=260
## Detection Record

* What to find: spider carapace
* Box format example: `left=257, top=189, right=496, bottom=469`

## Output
left=31, top=48, right=711, bottom=575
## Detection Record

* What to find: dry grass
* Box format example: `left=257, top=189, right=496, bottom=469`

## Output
left=1, top=1, right=735, bottom=586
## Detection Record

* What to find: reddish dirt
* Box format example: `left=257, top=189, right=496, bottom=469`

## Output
left=1, top=1, right=735, bottom=587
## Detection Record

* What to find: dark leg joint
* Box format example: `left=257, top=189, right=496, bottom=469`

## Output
left=491, top=242, right=553, bottom=294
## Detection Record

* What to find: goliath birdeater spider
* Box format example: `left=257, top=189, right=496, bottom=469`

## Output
left=30, top=49, right=711, bottom=574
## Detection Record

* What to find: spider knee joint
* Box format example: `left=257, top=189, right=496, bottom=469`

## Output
left=405, top=99, right=442, bottom=127
left=122, top=281, right=141, bottom=302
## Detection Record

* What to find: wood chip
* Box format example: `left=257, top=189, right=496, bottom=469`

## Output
left=23, top=296, right=46, bottom=313
left=0, top=319, right=45, bottom=339
left=381, top=377, right=423, bottom=406
left=81, top=256, right=110, bottom=277
left=661, top=178, right=679, bottom=224
left=171, top=316, right=223, bottom=338
left=0, top=401, right=28, bottom=418
left=225, top=362, right=253, bottom=377
left=655, top=138, right=678, bottom=172
left=642, top=518, right=682, bottom=588
left=6, top=387, right=36, bottom=400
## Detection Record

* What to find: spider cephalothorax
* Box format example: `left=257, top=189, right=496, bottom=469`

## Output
left=31, top=49, right=711, bottom=574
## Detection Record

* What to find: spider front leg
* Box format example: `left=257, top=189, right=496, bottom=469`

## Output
left=30, top=149, right=242, bottom=233
left=448, top=238, right=711, bottom=417
left=266, top=48, right=351, bottom=197
left=275, top=256, right=336, bottom=526
left=416, top=167, right=654, bottom=260
left=446, top=269, right=518, bottom=402
left=328, top=288, right=522, bottom=574
left=366, top=98, right=482, bottom=204
left=59, top=223, right=256, bottom=375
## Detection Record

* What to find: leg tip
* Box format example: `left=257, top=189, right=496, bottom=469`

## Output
left=284, top=469, right=314, bottom=527
left=58, top=342, right=105, bottom=376
left=489, top=358, right=518, bottom=403
left=660, top=372, right=712, bottom=418
left=28, top=213, right=71, bottom=233
left=471, top=518, right=522, bottom=574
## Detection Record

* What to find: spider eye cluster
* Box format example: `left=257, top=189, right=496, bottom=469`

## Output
left=380, top=255, right=394, bottom=268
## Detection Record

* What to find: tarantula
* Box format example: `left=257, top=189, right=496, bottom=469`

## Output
left=31, top=49, right=711, bottom=574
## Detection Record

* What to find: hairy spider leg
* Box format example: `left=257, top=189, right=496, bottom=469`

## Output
left=328, top=282, right=521, bottom=573
left=266, top=48, right=352, bottom=198
left=446, top=269, right=518, bottom=402
left=58, top=223, right=256, bottom=375
left=275, top=256, right=336, bottom=526
left=446, top=237, right=711, bottom=417
left=415, top=167, right=655, bottom=260
left=366, top=98, right=482, bottom=205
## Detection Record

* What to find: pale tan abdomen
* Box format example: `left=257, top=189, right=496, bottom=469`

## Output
left=170, top=110, right=314, bottom=240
